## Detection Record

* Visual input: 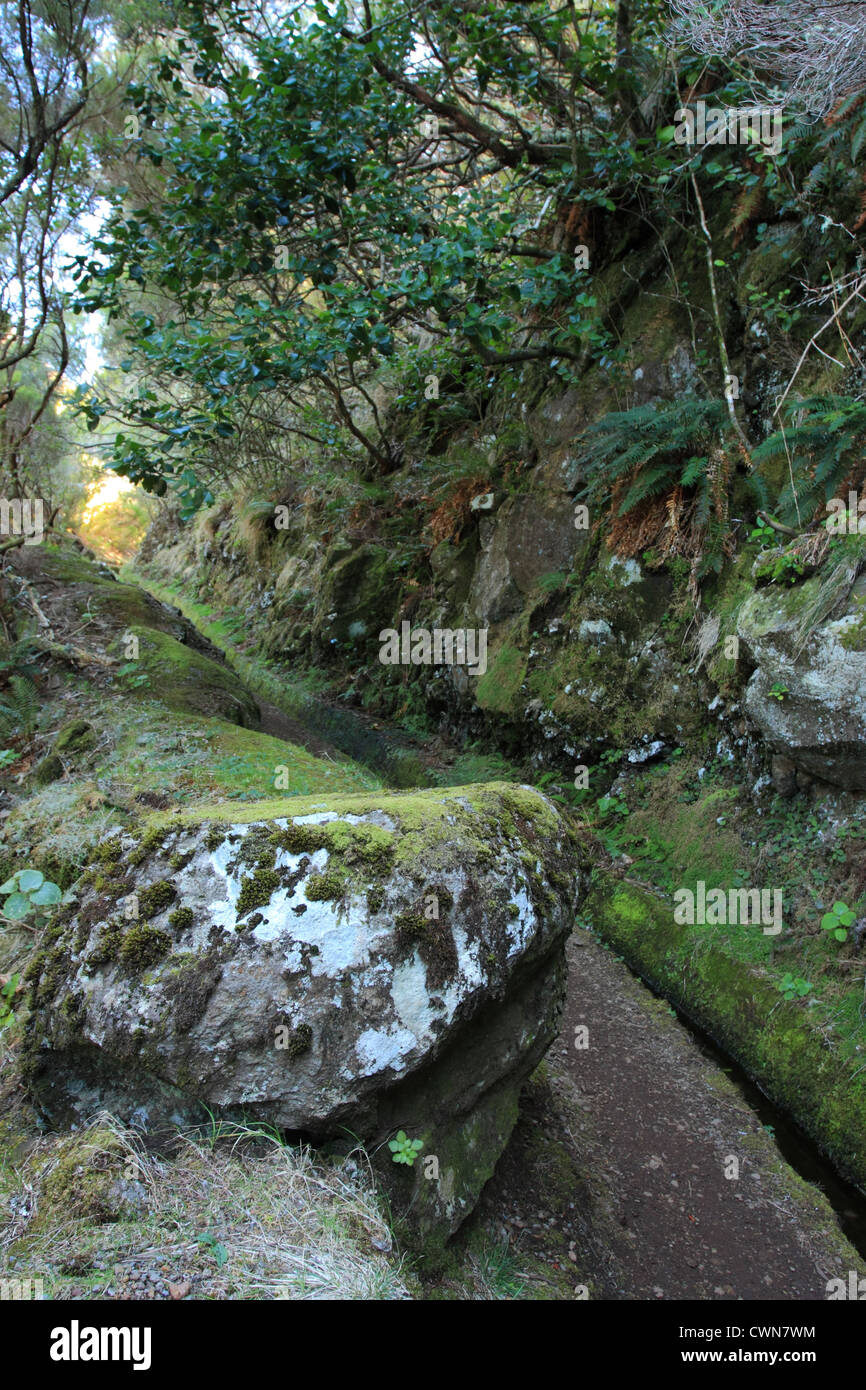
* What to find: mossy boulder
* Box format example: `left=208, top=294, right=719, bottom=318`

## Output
left=118, top=627, right=259, bottom=727
left=26, top=783, right=579, bottom=1248
left=53, top=720, right=97, bottom=755
left=736, top=575, right=866, bottom=790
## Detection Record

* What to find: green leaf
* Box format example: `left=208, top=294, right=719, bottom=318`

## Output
left=3, top=893, right=31, bottom=919
left=0, top=876, right=19, bottom=894
left=30, top=882, right=62, bottom=906
left=17, top=869, right=44, bottom=893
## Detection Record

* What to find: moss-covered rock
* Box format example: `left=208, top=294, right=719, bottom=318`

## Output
left=26, top=783, right=579, bottom=1250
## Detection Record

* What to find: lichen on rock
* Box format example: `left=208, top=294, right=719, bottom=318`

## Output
left=25, top=782, right=579, bottom=1247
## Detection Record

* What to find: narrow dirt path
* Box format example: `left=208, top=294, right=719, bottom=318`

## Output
left=474, top=930, right=861, bottom=1299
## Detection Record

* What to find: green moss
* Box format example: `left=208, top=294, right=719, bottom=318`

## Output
left=285, top=1022, right=313, bottom=1058
left=118, top=625, right=260, bottom=728
left=236, top=824, right=279, bottom=869
left=137, top=880, right=177, bottom=919
left=205, top=825, right=225, bottom=853
left=54, top=720, right=96, bottom=755
left=33, top=753, right=64, bottom=786
left=305, top=868, right=347, bottom=902
left=272, top=822, right=328, bottom=855
left=169, top=906, right=194, bottom=931
left=118, top=924, right=172, bottom=971
left=129, top=825, right=167, bottom=866
left=32, top=1128, right=130, bottom=1229
left=395, top=908, right=428, bottom=938
left=94, top=836, right=124, bottom=864
left=476, top=641, right=528, bottom=715
left=29, top=946, right=68, bottom=1005
left=236, top=867, right=281, bottom=917
left=87, top=918, right=126, bottom=966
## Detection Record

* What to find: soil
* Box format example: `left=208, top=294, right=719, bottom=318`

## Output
left=455, top=929, right=860, bottom=1300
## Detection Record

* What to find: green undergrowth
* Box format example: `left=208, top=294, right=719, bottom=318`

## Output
left=0, top=670, right=379, bottom=902
left=127, top=567, right=517, bottom=791
left=588, top=753, right=866, bottom=1041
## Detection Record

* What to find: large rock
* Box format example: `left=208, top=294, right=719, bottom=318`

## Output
left=467, top=494, right=585, bottom=624
left=25, top=783, right=578, bottom=1247
left=736, top=574, right=866, bottom=790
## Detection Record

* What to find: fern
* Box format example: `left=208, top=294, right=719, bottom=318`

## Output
left=576, top=398, right=758, bottom=579
left=751, top=396, right=866, bottom=526
left=0, top=675, right=39, bottom=742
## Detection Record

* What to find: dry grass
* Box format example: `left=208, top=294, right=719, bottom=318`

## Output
left=1, top=1113, right=410, bottom=1301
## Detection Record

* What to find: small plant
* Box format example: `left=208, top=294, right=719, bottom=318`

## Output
left=755, top=551, right=806, bottom=585
left=768, top=683, right=789, bottom=702
left=0, top=749, right=17, bottom=770
left=778, top=973, right=812, bottom=1001
left=750, top=520, right=776, bottom=545
left=196, top=1230, right=228, bottom=1266
left=0, top=868, right=62, bottom=923
left=0, top=674, right=39, bottom=743
left=388, top=1130, right=423, bottom=1167
left=821, top=900, right=855, bottom=943
left=596, top=794, right=629, bottom=819
left=0, top=972, right=21, bottom=1028
left=118, top=663, right=150, bottom=689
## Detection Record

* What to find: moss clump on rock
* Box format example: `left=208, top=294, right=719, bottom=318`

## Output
left=236, top=825, right=279, bottom=869
left=273, top=822, right=329, bottom=855
left=33, top=753, right=64, bottom=786
left=284, top=1022, right=313, bottom=1058
left=94, top=836, right=124, bottom=864
left=137, top=880, right=177, bottom=918
left=168, top=906, right=194, bottom=931
left=205, top=824, right=225, bottom=853
left=87, top=919, right=126, bottom=966
left=118, top=924, right=172, bottom=971
left=305, top=868, right=346, bottom=901
left=395, top=908, right=428, bottom=938
left=33, top=1128, right=134, bottom=1229
left=236, top=867, right=281, bottom=917
left=54, top=719, right=96, bottom=755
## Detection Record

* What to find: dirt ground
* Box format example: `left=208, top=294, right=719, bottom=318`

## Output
left=453, top=928, right=864, bottom=1301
